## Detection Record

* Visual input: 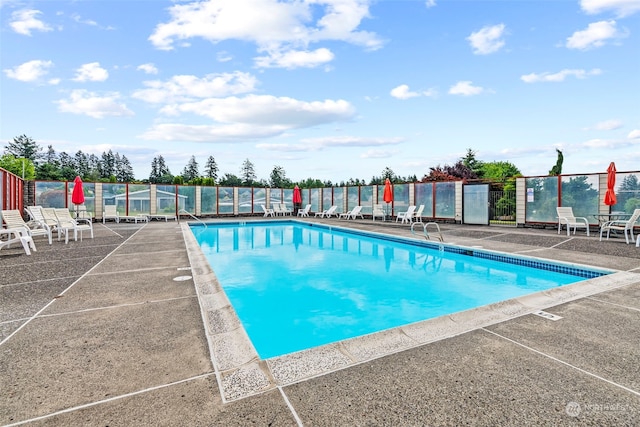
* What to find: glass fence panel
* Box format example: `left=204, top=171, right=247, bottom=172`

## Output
left=525, top=177, right=558, bottom=222
left=270, top=188, right=282, bottom=207
left=103, top=183, right=128, bottom=214
left=156, top=185, right=178, bottom=215
left=393, top=184, right=410, bottom=216
left=201, top=186, right=217, bottom=214
left=282, top=188, right=293, bottom=211
left=434, top=182, right=455, bottom=218
left=238, top=187, right=252, bottom=214
left=322, top=187, right=332, bottom=211
left=613, top=172, right=640, bottom=213
left=561, top=175, right=598, bottom=223
left=360, top=185, right=374, bottom=214
left=127, top=183, right=150, bottom=215
left=333, top=188, right=345, bottom=213
left=177, top=185, right=195, bottom=214
left=415, top=182, right=434, bottom=218
left=347, top=186, right=359, bottom=211
left=252, top=188, right=266, bottom=213
left=35, top=181, right=66, bottom=207
left=218, top=187, right=234, bottom=214
left=310, top=188, right=320, bottom=212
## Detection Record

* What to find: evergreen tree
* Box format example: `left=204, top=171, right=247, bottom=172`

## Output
left=58, top=152, right=77, bottom=180
left=219, top=173, right=242, bottom=186
left=269, top=165, right=290, bottom=188
left=75, top=150, right=91, bottom=179
left=99, top=150, right=116, bottom=179
left=381, top=167, right=395, bottom=183
left=182, top=155, right=200, bottom=182
left=461, top=148, right=484, bottom=178
left=204, top=155, right=219, bottom=182
left=549, top=148, right=564, bottom=176
left=240, top=158, right=256, bottom=186
left=4, top=134, right=41, bottom=161
left=116, top=154, right=135, bottom=182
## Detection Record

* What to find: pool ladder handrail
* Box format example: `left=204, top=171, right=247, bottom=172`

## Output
left=178, top=209, right=207, bottom=228
left=411, top=221, right=443, bottom=242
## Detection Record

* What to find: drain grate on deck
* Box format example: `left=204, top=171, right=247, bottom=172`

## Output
left=533, top=310, right=563, bottom=321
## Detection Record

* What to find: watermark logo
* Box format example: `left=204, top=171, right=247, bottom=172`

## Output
left=566, top=401, right=581, bottom=417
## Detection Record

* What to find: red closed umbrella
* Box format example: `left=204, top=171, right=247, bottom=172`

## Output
left=383, top=178, right=393, bottom=203
left=293, top=185, right=302, bottom=204
left=71, top=176, right=85, bottom=218
left=383, top=178, right=393, bottom=219
left=293, top=185, right=302, bottom=215
left=604, top=162, right=617, bottom=207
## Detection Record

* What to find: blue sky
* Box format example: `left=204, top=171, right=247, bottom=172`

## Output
left=1, top=0, right=639, bottom=182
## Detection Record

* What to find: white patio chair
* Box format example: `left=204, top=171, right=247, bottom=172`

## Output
left=599, top=208, right=640, bottom=244
left=556, top=207, right=590, bottom=236
left=0, top=227, right=36, bottom=255
left=103, top=205, right=120, bottom=223
left=314, top=205, right=338, bottom=218
left=372, top=204, right=385, bottom=221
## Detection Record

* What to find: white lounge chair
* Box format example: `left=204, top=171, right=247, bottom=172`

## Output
left=599, top=208, right=640, bottom=244
left=372, top=204, right=385, bottom=221
left=27, top=205, right=60, bottom=239
left=54, top=208, right=94, bottom=244
left=280, top=203, right=292, bottom=216
left=297, top=204, right=311, bottom=217
left=1, top=209, right=52, bottom=245
left=340, top=206, right=364, bottom=220
left=396, top=205, right=417, bottom=223
left=261, top=204, right=275, bottom=217
left=0, top=227, right=36, bottom=255
left=315, top=205, right=338, bottom=218
left=556, top=207, right=589, bottom=236
left=412, top=204, right=425, bottom=223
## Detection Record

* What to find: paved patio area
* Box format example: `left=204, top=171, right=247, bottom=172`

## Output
left=1, top=218, right=639, bottom=426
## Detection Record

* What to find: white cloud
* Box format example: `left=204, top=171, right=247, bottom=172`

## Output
left=255, top=48, right=335, bottom=69
left=520, top=68, right=602, bottom=83
left=257, top=136, right=404, bottom=152
left=132, top=71, right=258, bottom=104
left=448, top=81, right=485, bottom=96
left=425, top=0, right=437, bottom=8
left=71, top=13, right=97, bottom=26
left=137, top=63, right=159, bottom=74
left=594, top=119, right=623, bottom=130
left=467, top=23, right=506, bottom=55
left=390, top=84, right=437, bottom=99
left=217, top=51, right=233, bottom=62
left=56, top=89, right=134, bottom=118
left=3, top=59, right=53, bottom=82
left=73, top=62, right=109, bottom=82
left=164, top=95, right=355, bottom=127
left=390, top=84, right=420, bottom=100
left=9, top=9, right=52, bottom=35
left=140, top=95, right=356, bottom=142
left=581, top=0, right=640, bottom=18
left=149, top=0, right=383, bottom=68
left=566, top=20, right=623, bottom=50
left=628, top=129, right=640, bottom=139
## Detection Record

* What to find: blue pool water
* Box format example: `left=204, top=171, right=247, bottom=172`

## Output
left=191, top=221, right=604, bottom=359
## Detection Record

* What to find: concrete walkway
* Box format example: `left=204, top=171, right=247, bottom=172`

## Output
left=1, top=219, right=639, bottom=426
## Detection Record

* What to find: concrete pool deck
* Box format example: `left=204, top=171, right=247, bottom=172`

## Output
left=1, top=218, right=639, bottom=425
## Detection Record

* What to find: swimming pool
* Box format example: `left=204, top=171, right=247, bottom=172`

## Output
left=191, top=221, right=607, bottom=359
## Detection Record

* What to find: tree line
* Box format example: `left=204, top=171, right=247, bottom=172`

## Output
left=2, top=135, right=524, bottom=188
